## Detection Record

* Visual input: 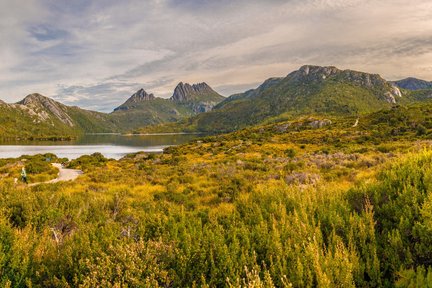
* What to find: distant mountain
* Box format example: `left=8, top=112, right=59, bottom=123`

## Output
left=190, top=65, right=405, bottom=132
left=0, top=93, right=117, bottom=139
left=110, top=83, right=224, bottom=130
left=7, top=66, right=432, bottom=139
left=114, top=89, right=155, bottom=111
left=0, top=81, right=224, bottom=139
left=170, top=82, right=224, bottom=112
left=393, top=77, right=432, bottom=90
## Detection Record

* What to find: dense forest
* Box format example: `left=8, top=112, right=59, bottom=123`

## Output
left=1, top=113, right=432, bottom=287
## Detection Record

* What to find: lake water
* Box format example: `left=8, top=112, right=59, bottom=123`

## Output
left=0, top=133, right=202, bottom=160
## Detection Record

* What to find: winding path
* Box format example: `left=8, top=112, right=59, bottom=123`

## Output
left=352, top=118, right=359, bottom=127
left=29, top=163, right=83, bottom=186
left=48, top=163, right=83, bottom=183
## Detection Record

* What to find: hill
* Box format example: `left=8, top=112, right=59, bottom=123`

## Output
left=0, top=82, right=224, bottom=139
left=184, top=65, right=406, bottom=132
left=393, top=77, right=432, bottom=90
left=0, top=93, right=118, bottom=139
left=110, top=83, right=224, bottom=131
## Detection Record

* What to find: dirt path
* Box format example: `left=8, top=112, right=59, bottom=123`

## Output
left=29, top=163, right=83, bottom=186
left=48, top=163, right=83, bottom=183
left=352, top=118, right=359, bottom=127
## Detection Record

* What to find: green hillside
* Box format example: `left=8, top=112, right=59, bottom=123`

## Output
left=186, top=65, right=406, bottom=132
left=0, top=82, right=225, bottom=140
left=0, top=94, right=119, bottom=140
left=110, top=83, right=225, bottom=131
left=0, top=101, right=79, bottom=140
left=110, top=98, right=194, bottom=131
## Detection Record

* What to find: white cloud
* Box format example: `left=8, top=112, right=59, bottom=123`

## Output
left=0, top=0, right=432, bottom=111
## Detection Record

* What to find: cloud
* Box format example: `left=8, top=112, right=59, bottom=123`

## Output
left=1, top=0, right=432, bottom=111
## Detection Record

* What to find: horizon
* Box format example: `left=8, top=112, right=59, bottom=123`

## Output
left=1, top=63, right=427, bottom=113
left=1, top=0, right=432, bottom=112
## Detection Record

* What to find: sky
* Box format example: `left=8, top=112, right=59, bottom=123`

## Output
left=1, top=0, right=432, bottom=112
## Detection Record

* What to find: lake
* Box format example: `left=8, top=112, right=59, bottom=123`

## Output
left=0, top=133, right=203, bottom=160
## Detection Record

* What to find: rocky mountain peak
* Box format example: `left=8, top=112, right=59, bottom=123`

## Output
left=170, top=82, right=215, bottom=102
left=129, top=89, right=155, bottom=102
left=298, top=65, right=340, bottom=78
left=113, top=88, right=156, bottom=112
left=289, top=65, right=402, bottom=103
left=18, top=93, right=51, bottom=105
left=16, top=93, right=75, bottom=126
left=292, top=65, right=388, bottom=86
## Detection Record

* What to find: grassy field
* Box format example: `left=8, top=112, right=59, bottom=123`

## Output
left=1, top=115, right=432, bottom=287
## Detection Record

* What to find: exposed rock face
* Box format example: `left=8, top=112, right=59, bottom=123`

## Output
left=16, top=93, right=75, bottom=126
left=170, top=82, right=224, bottom=113
left=292, top=65, right=384, bottom=87
left=393, top=77, right=432, bottom=90
left=114, top=89, right=155, bottom=111
left=309, top=119, right=332, bottom=129
left=170, top=82, right=216, bottom=102
left=128, top=88, right=155, bottom=102
left=290, top=65, right=402, bottom=103
left=384, top=85, right=402, bottom=104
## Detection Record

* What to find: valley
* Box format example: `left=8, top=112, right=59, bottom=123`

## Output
left=1, top=110, right=432, bottom=286
left=2, top=65, right=432, bottom=286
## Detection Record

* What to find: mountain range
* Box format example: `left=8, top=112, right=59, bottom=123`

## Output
left=110, top=82, right=224, bottom=131
left=0, top=82, right=224, bottom=139
left=1, top=65, right=432, bottom=139
left=189, top=65, right=410, bottom=132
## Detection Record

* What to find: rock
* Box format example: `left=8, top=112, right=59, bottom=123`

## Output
left=383, top=92, right=396, bottom=104
left=274, top=123, right=291, bottom=132
left=170, top=82, right=224, bottom=113
left=284, top=172, right=320, bottom=185
left=17, top=93, right=75, bottom=126
left=114, top=89, right=155, bottom=111
left=292, top=65, right=403, bottom=102
left=171, top=82, right=214, bottom=102
left=309, top=119, right=332, bottom=129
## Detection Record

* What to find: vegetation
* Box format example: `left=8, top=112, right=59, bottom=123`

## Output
left=2, top=112, right=432, bottom=286
left=0, top=153, right=60, bottom=183
left=0, top=86, right=225, bottom=140
left=181, top=66, right=405, bottom=133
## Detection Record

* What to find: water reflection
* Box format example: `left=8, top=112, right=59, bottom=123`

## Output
left=0, top=134, right=203, bottom=160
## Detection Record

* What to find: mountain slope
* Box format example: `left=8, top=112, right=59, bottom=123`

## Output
left=393, top=77, right=432, bottom=90
left=170, top=82, right=225, bottom=113
left=0, top=93, right=118, bottom=139
left=190, top=65, right=405, bottom=132
left=113, top=89, right=156, bottom=111
left=110, top=97, right=193, bottom=131
left=110, top=83, right=224, bottom=130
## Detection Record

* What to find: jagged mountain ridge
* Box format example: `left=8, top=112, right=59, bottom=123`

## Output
left=114, top=89, right=155, bottom=111
left=110, top=82, right=225, bottom=130
left=3, top=65, right=431, bottom=138
left=0, top=81, right=225, bottom=138
left=114, top=82, right=224, bottom=113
